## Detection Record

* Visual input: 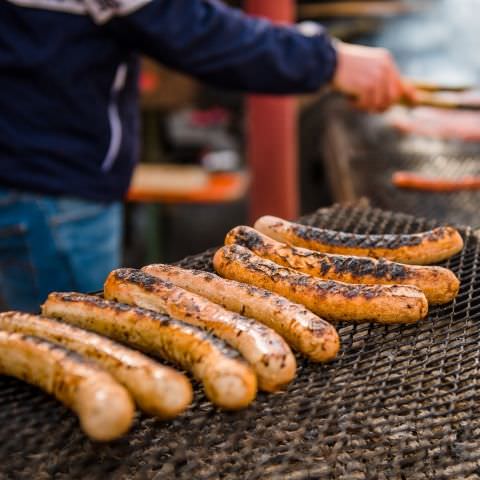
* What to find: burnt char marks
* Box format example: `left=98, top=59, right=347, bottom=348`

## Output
left=49, top=292, right=244, bottom=361
left=112, top=268, right=164, bottom=292
left=11, top=333, right=100, bottom=367
left=192, top=270, right=216, bottom=282
left=224, top=245, right=390, bottom=301
left=228, top=226, right=265, bottom=251
left=229, top=226, right=411, bottom=281
left=327, top=256, right=409, bottom=281
left=312, top=280, right=384, bottom=300
left=51, top=292, right=135, bottom=314
left=48, top=292, right=176, bottom=326
left=290, top=224, right=431, bottom=249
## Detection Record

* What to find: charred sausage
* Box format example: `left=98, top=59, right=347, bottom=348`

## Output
left=254, top=215, right=464, bottom=265
left=225, top=226, right=459, bottom=305
left=42, top=292, right=256, bottom=410
left=142, top=263, right=340, bottom=362
left=104, top=269, right=296, bottom=392
left=213, top=245, right=429, bottom=324
left=0, top=330, right=134, bottom=441
left=0, top=311, right=192, bottom=419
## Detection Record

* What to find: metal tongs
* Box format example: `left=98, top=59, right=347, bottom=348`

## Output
left=403, top=80, right=480, bottom=111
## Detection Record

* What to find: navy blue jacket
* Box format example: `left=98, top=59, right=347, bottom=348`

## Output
left=0, top=0, right=337, bottom=202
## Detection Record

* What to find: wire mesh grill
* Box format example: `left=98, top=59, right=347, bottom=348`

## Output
left=1, top=203, right=480, bottom=480
left=335, top=102, right=480, bottom=227
left=350, top=150, right=480, bottom=228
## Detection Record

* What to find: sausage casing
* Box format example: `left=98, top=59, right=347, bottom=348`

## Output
left=142, top=263, right=340, bottom=362
left=0, top=311, right=192, bottom=419
left=0, top=330, right=134, bottom=441
left=42, top=292, right=257, bottom=410
left=254, top=215, right=464, bottom=265
left=225, top=225, right=460, bottom=305
left=213, top=245, right=429, bottom=324
left=104, top=269, right=296, bottom=392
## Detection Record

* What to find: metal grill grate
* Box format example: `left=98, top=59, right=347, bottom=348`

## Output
left=350, top=151, right=480, bottom=228
left=315, top=95, right=480, bottom=227
left=1, top=203, right=480, bottom=480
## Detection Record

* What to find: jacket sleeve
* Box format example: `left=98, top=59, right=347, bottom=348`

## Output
left=86, top=0, right=337, bottom=94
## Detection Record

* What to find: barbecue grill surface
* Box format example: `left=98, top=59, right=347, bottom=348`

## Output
left=334, top=101, right=480, bottom=227
left=1, top=203, right=479, bottom=480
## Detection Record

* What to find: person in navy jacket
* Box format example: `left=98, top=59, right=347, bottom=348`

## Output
left=0, top=0, right=415, bottom=312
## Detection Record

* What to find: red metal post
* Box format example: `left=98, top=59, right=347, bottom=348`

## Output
left=245, top=0, right=298, bottom=223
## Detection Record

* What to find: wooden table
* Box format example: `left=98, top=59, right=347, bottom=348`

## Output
left=126, top=164, right=250, bottom=262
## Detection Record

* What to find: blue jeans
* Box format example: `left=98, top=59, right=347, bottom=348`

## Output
left=0, top=188, right=122, bottom=313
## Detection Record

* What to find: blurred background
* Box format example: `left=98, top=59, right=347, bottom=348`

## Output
left=125, top=0, right=480, bottom=266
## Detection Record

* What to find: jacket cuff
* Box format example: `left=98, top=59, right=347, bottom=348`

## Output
left=296, top=21, right=338, bottom=88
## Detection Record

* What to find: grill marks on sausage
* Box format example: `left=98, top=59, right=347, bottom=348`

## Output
left=260, top=216, right=457, bottom=249
left=105, top=269, right=296, bottom=392
left=0, top=330, right=135, bottom=441
left=142, top=264, right=340, bottom=362
left=255, top=216, right=465, bottom=265
left=228, top=226, right=411, bottom=281
left=44, top=292, right=258, bottom=409
left=215, top=245, right=428, bottom=324
left=47, top=293, right=243, bottom=361
left=222, top=245, right=397, bottom=301
left=110, top=269, right=281, bottom=342
left=290, top=224, right=426, bottom=249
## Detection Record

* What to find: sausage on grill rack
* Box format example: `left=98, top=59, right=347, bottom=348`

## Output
left=42, top=292, right=257, bottom=410
left=254, top=215, right=464, bottom=265
left=225, top=226, right=460, bottom=305
left=0, top=330, right=134, bottom=441
left=213, top=245, right=429, bottom=324
left=392, top=171, right=480, bottom=192
left=103, top=269, right=296, bottom=392
left=0, top=311, right=192, bottom=419
left=142, top=263, right=340, bottom=362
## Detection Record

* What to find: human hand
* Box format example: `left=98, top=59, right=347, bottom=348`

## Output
left=332, top=41, right=418, bottom=112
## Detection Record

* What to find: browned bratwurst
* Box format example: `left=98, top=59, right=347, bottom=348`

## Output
left=104, top=269, right=296, bottom=392
left=213, top=245, right=429, bottom=324
left=254, top=215, right=464, bottom=265
left=0, top=311, right=192, bottom=419
left=42, top=292, right=257, bottom=410
left=225, top=226, right=460, bottom=305
left=0, top=330, right=134, bottom=441
left=142, top=264, right=340, bottom=362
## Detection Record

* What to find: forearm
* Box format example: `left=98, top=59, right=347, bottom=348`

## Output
left=99, top=0, right=337, bottom=94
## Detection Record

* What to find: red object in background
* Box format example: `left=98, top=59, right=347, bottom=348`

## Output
left=139, top=70, right=160, bottom=94
left=245, top=1, right=298, bottom=223
left=392, top=171, right=480, bottom=192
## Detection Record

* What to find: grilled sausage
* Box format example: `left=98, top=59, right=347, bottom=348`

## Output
left=142, top=264, right=340, bottom=362
left=393, top=171, right=480, bottom=192
left=225, top=226, right=460, bottom=305
left=104, top=269, right=296, bottom=392
left=0, top=311, right=192, bottom=419
left=213, top=245, right=429, bottom=324
left=42, top=292, right=257, bottom=410
left=0, top=330, right=134, bottom=441
left=254, top=215, right=464, bottom=265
